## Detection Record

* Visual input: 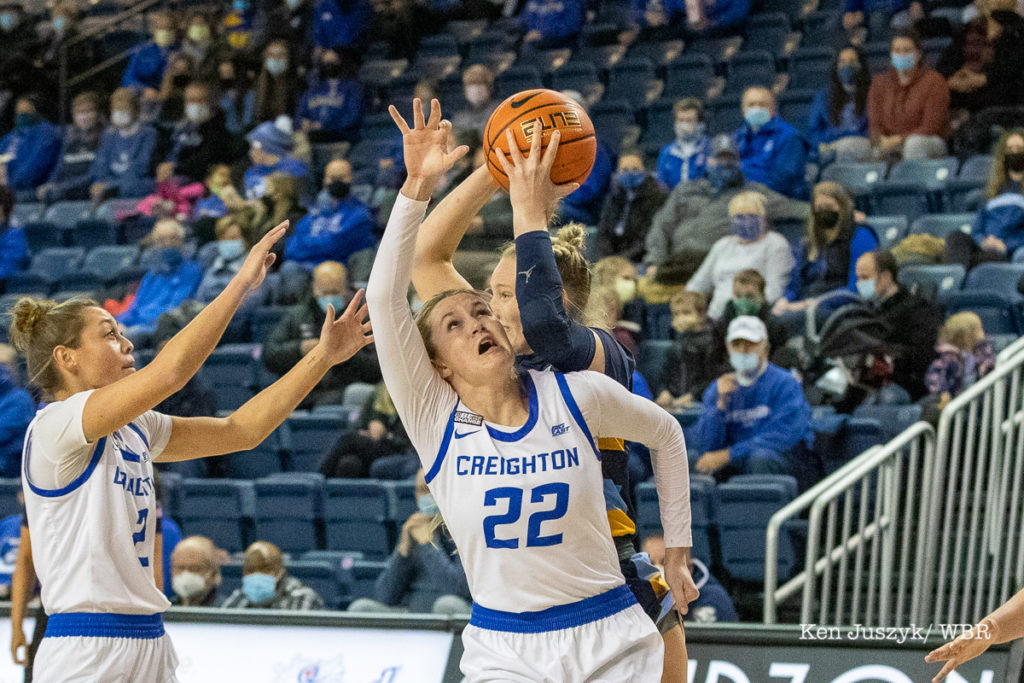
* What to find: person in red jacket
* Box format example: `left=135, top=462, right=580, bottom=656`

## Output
left=867, top=29, right=951, bottom=160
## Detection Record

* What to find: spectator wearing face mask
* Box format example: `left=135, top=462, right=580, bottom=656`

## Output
left=716, top=269, right=789, bottom=363
left=735, top=86, right=809, bottom=200
left=0, top=96, right=62, bottom=197
left=180, top=12, right=224, bottom=82
left=244, top=116, right=308, bottom=199
left=775, top=181, right=879, bottom=316
left=254, top=40, right=299, bottom=126
left=117, top=218, right=204, bottom=337
left=223, top=542, right=324, bottom=610
left=157, top=80, right=246, bottom=185
left=170, top=536, right=223, bottom=607
left=298, top=48, right=365, bottom=144
left=0, top=186, right=28, bottom=284
left=37, top=4, right=91, bottom=73
left=807, top=46, right=872, bottom=164
left=0, top=344, right=33, bottom=478
left=657, top=98, right=712, bottom=190
left=90, top=87, right=158, bottom=202
left=655, top=290, right=721, bottom=412
left=195, top=211, right=254, bottom=303
left=868, top=30, right=951, bottom=160
left=452, top=65, right=496, bottom=138
left=854, top=250, right=942, bottom=400
left=0, top=4, right=36, bottom=69
left=36, top=92, right=107, bottom=203
left=645, top=135, right=809, bottom=278
left=947, top=129, right=1024, bottom=270
left=348, top=469, right=471, bottom=614
left=262, top=0, right=316, bottom=61
left=314, top=0, right=373, bottom=51
left=122, top=9, right=178, bottom=92
left=694, top=316, right=816, bottom=487
left=217, top=58, right=255, bottom=135
left=262, top=260, right=381, bottom=407
left=686, top=191, right=796, bottom=318
left=284, top=158, right=376, bottom=267
left=596, top=148, right=668, bottom=261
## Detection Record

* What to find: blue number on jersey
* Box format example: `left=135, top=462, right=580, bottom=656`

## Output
left=483, top=484, right=570, bottom=549
left=132, top=507, right=150, bottom=567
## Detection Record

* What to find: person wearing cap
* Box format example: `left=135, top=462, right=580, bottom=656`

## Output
left=0, top=95, right=63, bottom=198
left=657, top=98, right=712, bottom=191
left=298, top=48, right=365, bottom=144
left=243, top=116, right=309, bottom=200
left=694, top=315, right=816, bottom=488
left=735, top=86, right=809, bottom=201
left=452, top=64, right=497, bottom=138
left=157, top=80, right=246, bottom=185
left=645, top=133, right=808, bottom=279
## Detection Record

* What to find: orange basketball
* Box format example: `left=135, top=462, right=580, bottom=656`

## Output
left=483, top=88, right=596, bottom=192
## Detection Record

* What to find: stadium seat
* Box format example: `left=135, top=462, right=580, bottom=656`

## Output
left=514, top=47, right=570, bottom=75
left=68, top=219, right=118, bottom=247
left=590, top=99, right=637, bottom=149
left=941, top=292, right=1021, bottom=335
left=725, top=50, right=777, bottom=94
left=788, top=48, right=835, bottom=91
left=745, top=13, right=792, bottom=56
left=663, top=54, right=714, bottom=98
left=606, top=59, right=656, bottom=108
left=158, top=472, right=182, bottom=519
left=251, top=305, right=289, bottom=343
left=867, top=184, right=933, bottom=222
left=324, top=479, right=392, bottom=559
left=284, top=415, right=343, bottom=472
left=222, top=430, right=284, bottom=479
left=899, top=264, right=965, bottom=299
left=358, top=59, right=408, bottom=88
left=963, top=263, right=1024, bottom=295
left=638, top=340, right=674, bottom=395
left=852, top=404, right=923, bottom=441
left=820, top=162, right=886, bottom=196
left=686, top=36, right=738, bottom=62
left=801, top=10, right=841, bottom=44
left=98, top=29, right=146, bottom=62
left=836, top=417, right=884, bottom=470
left=550, top=62, right=600, bottom=96
left=910, top=213, right=974, bottom=239
left=286, top=560, right=341, bottom=608
left=0, top=479, right=22, bottom=520
left=715, top=475, right=798, bottom=582
left=346, top=559, right=387, bottom=600
left=578, top=22, right=620, bottom=47
left=81, top=244, right=139, bottom=280
left=707, top=94, right=744, bottom=135
left=493, top=65, right=542, bottom=99
left=638, top=476, right=714, bottom=563
left=383, top=480, right=417, bottom=522
left=177, top=480, right=254, bottom=552
left=445, top=19, right=488, bottom=43
left=865, top=215, right=908, bottom=249
left=254, top=476, right=324, bottom=553
left=3, top=272, right=50, bottom=295
left=777, top=89, right=817, bottom=135
left=199, top=344, right=259, bottom=412
left=23, top=221, right=66, bottom=252
left=220, top=560, right=243, bottom=598
left=44, top=201, right=94, bottom=228
left=28, top=247, right=86, bottom=285
left=640, top=98, right=678, bottom=148
left=626, top=39, right=685, bottom=67
left=417, top=32, right=459, bottom=57
left=11, top=202, right=43, bottom=225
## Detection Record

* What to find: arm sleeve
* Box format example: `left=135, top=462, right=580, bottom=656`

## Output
left=27, top=391, right=95, bottom=489
left=728, top=377, right=810, bottom=462
left=909, top=74, right=950, bottom=138
left=365, top=194, right=458, bottom=464
left=566, top=371, right=692, bottom=548
left=516, top=231, right=597, bottom=372
left=847, top=226, right=879, bottom=290
left=763, top=234, right=796, bottom=304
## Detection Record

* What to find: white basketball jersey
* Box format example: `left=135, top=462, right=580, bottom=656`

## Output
left=22, top=390, right=172, bottom=615
left=425, top=370, right=623, bottom=614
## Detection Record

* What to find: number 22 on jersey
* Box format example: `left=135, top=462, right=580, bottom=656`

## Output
left=483, top=483, right=569, bottom=549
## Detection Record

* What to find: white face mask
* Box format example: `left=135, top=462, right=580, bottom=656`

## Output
left=73, top=111, right=98, bottom=130
left=185, top=103, right=210, bottom=123
left=111, top=110, right=134, bottom=128
left=465, top=84, right=489, bottom=106
left=675, top=120, right=700, bottom=141
left=172, top=571, right=209, bottom=600
left=614, top=278, right=637, bottom=304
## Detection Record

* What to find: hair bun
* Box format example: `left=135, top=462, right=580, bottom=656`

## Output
left=9, top=298, right=52, bottom=352
left=554, top=223, right=586, bottom=251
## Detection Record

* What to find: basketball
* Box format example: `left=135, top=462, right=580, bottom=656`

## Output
left=483, top=88, right=597, bottom=192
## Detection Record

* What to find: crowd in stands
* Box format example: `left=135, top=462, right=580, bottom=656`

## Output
left=3, top=0, right=1024, bottom=620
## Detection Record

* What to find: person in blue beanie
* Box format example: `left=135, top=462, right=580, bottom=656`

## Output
left=298, top=48, right=364, bottom=144
left=734, top=86, right=809, bottom=200
left=519, top=0, right=584, bottom=49
left=0, top=186, right=28, bottom=285
left=36, top=92, right=107, bottom=203
left=657, top=98, right=712, bottom=190
left=89, top=87, right=158, bottom=202
left=0, top=344, right=34, bottom=478
left=284, top=158, right=375, bottom=266
left=121, top=9, right=178, bottom=92
left=695, top=316, right=817, bottom=488
left=314, top=0, right=372, bottom=51
left=0, top=96, right=63, bottom=197
left=244, top=116, right=309, bottom=199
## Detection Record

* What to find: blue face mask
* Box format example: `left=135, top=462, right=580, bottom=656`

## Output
left=857, top=278, right=876, bottom=300
left=52, top=16, right=67, bottom=32
left=730, top=213, right=767, bottom=242
left=317, top=295, right=344, bottom=314
left=706, top=163, right=743, bottom=192
left=838, top=64, right=857, bottom=87
left=744, top=106, right=771, bottom=129
left=234, top=0, right=250, bottom=12
left=0, top=364, right=15, bottom=392
left=729, top=351, right=760, bottom=374
left=417, top=493, right=439, bottom=516
left=891, top=52, right=916, bottom=73
left=217, top=239, right=245, bottom=261
left=0, top=13, right=16, bottom=31
left=156, top=246, right=184, bottom=272
left=242, top=573, right=276, bottom=603
left=265, top=58, right=287, bottom=76
left=616, top=170, right=645, bottom=190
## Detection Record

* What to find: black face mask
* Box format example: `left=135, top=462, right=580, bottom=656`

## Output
left=1006, top=152, right=1024, bottom=174
left=814, top=209, right=840, bottom=230
left=172, top=73, right=190, bottom=89
left=326, top=180, right=349, bottom=199
left=321, top=63, right=343, bottom=79
left=220, top=77, right=235, bottom=91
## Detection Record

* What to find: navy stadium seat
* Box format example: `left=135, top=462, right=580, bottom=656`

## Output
left=606, top=59, right=656, bottom=108
left=11, top=202, right=43, bottom=225
left=707, top=95, right=744, bottom=134
left=801, top=10, right=840, bottom=44
left=384, top=480, right=417, bottom=522
left=43, top=201, right=94, bottom=228
left=200, top=344, right=258, bottom=412
left=725, top=50, right=776, bottom=94
left=286, top=560, right=339, bottom=608
left=177, top=480, right=254, bottom=552
left=68, top=219, right=118, bottom=247
left=821, top=161, right=886, bottom=195
left=788, top=48, right=835, bottom=91
left=81, top=245, right=138, bottom=279
left=865, top=215, right=908, bottom=249
left=910, top=213, right=974, bottom=240
left=284, top=414, right=343, bottom=472
left=590, top=100, right=636, bottom=149
left=493, top=65, right=542, bottom=99
left=963, top=262, right=1024, bottom=294
left=220, top=560, right=243, bottom=598
left=777, top=89, right=817, bottom=135
left=852, top=404, right=923, bottom=441
left=549, top=62, right=600, bottom=95
left=715, top=475, right=798, bottom=582
left=898, top=264, right=965, bottom=299
left=254, top=476, right=324, bottom=553
left=325, top=480, right=391, bottom=559
left=627, top=39, right=685, bottom=67
left=346, top=559, right=387, bottom=600
left=663, top=54, right=714, bottom=98
left=23, top=221, right=65, bottom=252
left=28, top=248, right=86, bottom=284
left=222, top=430, right=284, bottom=479
left=941, top=292, right=1021, bottom=335
left=867, top=184, right=932, bottom=222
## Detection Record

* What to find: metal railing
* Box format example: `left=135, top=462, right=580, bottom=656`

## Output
left=997, top=334, right=1024, bottom=366
left=764, top=424, right=935, bottom=626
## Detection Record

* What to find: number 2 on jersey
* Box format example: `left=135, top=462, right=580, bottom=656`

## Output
left=132, top=507, right=150, bottom=567
left=483, top=483, right=569, bottom=549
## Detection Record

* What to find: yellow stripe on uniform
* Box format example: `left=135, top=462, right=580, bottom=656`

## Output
left=598, top=437, right=625, bottom=451
left=606, top=508, right=637, bottom=537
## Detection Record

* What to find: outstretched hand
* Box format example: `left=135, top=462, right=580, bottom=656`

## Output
left=926, top=620, right=996, bottom=682
left=493, top=120, right=579, bottom=230
left=235, top=221, right=287, bottom=292
left=388, top=98, right=469, bottom=182
left=316, top=289, right=374, bottom=366
left=664, top=547, right=699, bottom=616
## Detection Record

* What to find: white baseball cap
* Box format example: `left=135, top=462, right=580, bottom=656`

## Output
left=726, top=315, right=768, bottom=344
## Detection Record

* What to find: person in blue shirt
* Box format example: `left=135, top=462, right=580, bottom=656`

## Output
left=695, top=316, right=818, bottom=489
left=843, top=0, right=921, bottom=43
left=807, top=46, right=872, bottom=164
left=687, top=0, right=752, bottom=34
left=520, top=0, right=584, bottom=49
left=314, top=0, right=373, bottom=51
left=121, top=9, right=178, bottom=92
left=284, top=158, right=376, bottom=266
left=658, top=98, right=712, bottom=190
left=0, top=96, right=63, bottom=197
left=0, top=186, right=29, bottom=284
left=0, top=344, right=34, bottom=478
left=244, top=117, right=309, bottom=199
left=117, top=219, right=204, bottom=337
left=735, top=86, right=809, bottom=200
left=89, top=87, right=158, bottom=202
left=217, top=58, right=255, bottom=135
left=36, top=92, right=107, bottom=203
left=298, top=48, right=365, bottom=144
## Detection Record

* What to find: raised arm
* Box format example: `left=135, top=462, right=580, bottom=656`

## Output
left=81, top=223, right=288, bottom=443
left=367, top=99, right=467, bottom=461
left=158, top=291, right=374, bottom=461
left=411, top=165, right=496, bottom=301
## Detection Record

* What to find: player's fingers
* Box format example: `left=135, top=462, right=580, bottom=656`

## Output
left=257, top=220, right=289, bottom=248
left=505, top=129, right=524, bottom=165
left=446, top=144, right=471, bottom=167
left=361, top=321, right=373, bottom=334
left=388, top=104, right=411, bottom=135
left=494, top=145, right=514, bottom=175
left=427, top=98, right=442, bottom=129
left=529, top=118, right=543, bottom=160
left=412, top=98, right=425, bottom=129
left=541, top=129, right=561, bottom=171
left=926, top=643, right=953, bottom=662
left=343, top=289, right=366, bottom=317
left=553, top=182, right=580, bottom=199
left=263, top=253, right=276, bottom=270
left=933, top=659, right=958, bottom=683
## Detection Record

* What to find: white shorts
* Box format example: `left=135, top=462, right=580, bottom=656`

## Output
left=461, top=586, right=664, bottom=682
left=33, top=613, right=178, bottom=683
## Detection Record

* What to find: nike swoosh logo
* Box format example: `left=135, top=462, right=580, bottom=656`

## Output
left=510, top=93, right=541, bottom=109
left=454, top=430, right=480, bottom=439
